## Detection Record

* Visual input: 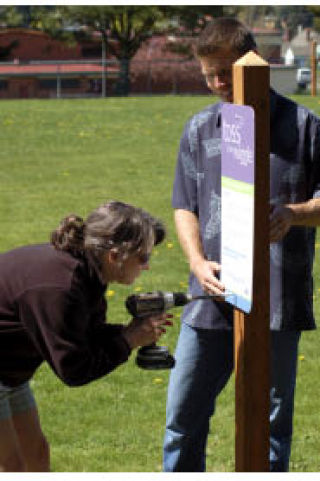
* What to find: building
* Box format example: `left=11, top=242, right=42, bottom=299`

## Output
left=252, top=27, right=283, bottom=63
left=0, top=62, right=120, bottom=99
left=0, top=28, right=120, bottom=98
left=282, top=26, right=320, bottom=67
left=0, top=27, right=300, bottom=98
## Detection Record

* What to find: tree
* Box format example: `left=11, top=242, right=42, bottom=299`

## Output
left=0, top=6, right=24, bottom=28
left=159, top=5, right=242, bottom=36
left=306, top=6, right=320, bottom=33
left=30, top=5, right=164, bottom=96
left=0, top=40, right=19, bottom=62
left=274, top=6, right=313, bottom=39
left=92, top=6, right=162, bottom=96
left=239, top=5, right=275, bottom=28
left=0, top=7, right=24, bottom=61
left=151, top=6, right=244, bottom=64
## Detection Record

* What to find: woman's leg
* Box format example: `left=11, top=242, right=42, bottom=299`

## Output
left=0, top=381, right=50, bottom=472
left=12, top=407, right=50, bottom=472
left=0, top=383, right=25, bottom=471
left=0, top=416, right=25, bottom=471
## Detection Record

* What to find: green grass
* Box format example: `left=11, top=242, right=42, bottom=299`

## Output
left=0, top=94, right=319, bottom=472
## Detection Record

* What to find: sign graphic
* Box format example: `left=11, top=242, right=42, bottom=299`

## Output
left=221, top=103, right=255, bottom=313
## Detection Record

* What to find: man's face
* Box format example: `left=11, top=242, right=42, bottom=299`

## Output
left=199, top=49, right=240, bottom=102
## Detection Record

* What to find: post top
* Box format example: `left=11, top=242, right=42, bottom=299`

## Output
left=234, top=50, right=269, bottom=67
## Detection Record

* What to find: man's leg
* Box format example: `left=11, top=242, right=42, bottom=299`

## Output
left=270, top=330, right=301, bottom=472
left=163, top=323, right=233, bottom=472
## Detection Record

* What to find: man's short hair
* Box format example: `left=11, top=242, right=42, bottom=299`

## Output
left=196, top=17, right=257, bottom=58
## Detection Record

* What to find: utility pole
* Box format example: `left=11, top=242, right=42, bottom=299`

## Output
left=311, top=40, right=317, bottom=97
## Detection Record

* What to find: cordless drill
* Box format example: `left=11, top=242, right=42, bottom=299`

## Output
left=125, top=291, right=212, bottom=370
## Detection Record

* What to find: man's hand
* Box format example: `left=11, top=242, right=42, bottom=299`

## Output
left=173, top=210, right=225, bottom=296
left=122, top=313, right=173, bottom=350
left=191, top=258, right=225, bottom=296
left=270, top=204, right=294, bottom=243
left=270, top=198, right=320, bottom=242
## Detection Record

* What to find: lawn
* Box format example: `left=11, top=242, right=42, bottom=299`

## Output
left=0, top=94, right=319, bottom=472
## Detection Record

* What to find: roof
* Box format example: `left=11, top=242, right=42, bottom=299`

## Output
left=0, top=62, right=119, bottom=78
left=0, top=27, right=50, bottom=38
left=282, top=28, right=320, bottom=57
left=252, top=28, right=282, bottom=36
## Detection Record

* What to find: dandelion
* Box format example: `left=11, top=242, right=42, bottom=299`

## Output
left=153, top=377, right=163, bottom=385
left=167, top=242, right=174, bottom=249
left=134, top=286, right=142, bottom=292
left=78, top=131, right=90, bottom=138
left=298, top=355, right=305, bottom=361
left=106, top=290, right=115, bottom=298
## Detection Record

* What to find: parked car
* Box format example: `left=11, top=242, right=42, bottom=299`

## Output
left=296, top=68, right=311, bottom=89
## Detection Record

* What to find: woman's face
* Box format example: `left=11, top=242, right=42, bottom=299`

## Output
left=102, top=249, right=151, bottom=285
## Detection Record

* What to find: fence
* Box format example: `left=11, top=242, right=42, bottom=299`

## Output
left=0, top=58, right=209, bottom=99
left=0, top=58, right=299, bottom=99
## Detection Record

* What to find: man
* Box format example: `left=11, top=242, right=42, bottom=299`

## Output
left=163, top=17, right=320, bottom=472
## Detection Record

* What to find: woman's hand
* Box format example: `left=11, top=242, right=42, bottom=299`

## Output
left=122, top=313, right=173, bottom=350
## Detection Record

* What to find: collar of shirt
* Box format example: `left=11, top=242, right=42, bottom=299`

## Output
left=216, top=88, right=277, bottom=127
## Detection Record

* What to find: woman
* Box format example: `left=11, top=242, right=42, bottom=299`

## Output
left=0, top=200, right=171, bottom=471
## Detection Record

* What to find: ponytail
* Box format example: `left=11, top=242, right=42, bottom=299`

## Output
left=50, top=214, right=85, bottom=257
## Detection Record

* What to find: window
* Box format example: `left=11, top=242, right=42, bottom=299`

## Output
left=61, top=78, right=80, bottom=89
left=0, top=80, right=8, bottom=90
left=39, top=79, right=56, bottom=89
left=39, top=78, right=80, bottom=89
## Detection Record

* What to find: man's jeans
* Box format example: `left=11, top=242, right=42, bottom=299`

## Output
left=163, top=323, right=301, bottom=472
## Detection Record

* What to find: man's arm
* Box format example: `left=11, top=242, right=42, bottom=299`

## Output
left=174, top=209, right=225, bottom=295
left=270, top=198, right=320, bottom=243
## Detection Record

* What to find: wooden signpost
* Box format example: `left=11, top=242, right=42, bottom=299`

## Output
left=232, top=51, right=270, bottom=471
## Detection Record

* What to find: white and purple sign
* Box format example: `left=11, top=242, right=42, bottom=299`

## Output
left=221, top=103, right=255, bottom=314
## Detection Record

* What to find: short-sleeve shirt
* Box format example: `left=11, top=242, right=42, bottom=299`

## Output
left=172, top=89, right=320, bottom=331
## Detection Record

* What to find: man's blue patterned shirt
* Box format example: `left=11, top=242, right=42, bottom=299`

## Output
left=172, top=89, right=320, bottom=330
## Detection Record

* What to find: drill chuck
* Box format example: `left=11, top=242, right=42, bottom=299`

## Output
left=125, top=291, right=193, bottom=318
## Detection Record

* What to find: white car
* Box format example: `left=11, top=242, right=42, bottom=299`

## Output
left=296, top=68, right=311, bottom=88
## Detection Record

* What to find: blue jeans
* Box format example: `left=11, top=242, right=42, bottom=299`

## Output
left=163, top=323, right=301, bottom=472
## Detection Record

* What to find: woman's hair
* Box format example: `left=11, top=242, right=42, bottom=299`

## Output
left=196, top=17, right=257, bottom=58
left=51, top=201, right=166, bottom=261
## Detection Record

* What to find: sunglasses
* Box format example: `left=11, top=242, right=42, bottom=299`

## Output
left=137, top=252, right=151, bottom=265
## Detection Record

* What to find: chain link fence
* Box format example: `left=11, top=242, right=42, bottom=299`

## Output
left=0, top=58, right=209, bottom=99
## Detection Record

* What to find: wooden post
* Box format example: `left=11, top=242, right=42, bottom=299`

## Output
left=233, top=51, right=270, bottom=472
left=311, top=40, right=317, bottom=97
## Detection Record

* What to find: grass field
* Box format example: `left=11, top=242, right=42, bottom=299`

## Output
left=1, top=94, right=320, bottom=472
